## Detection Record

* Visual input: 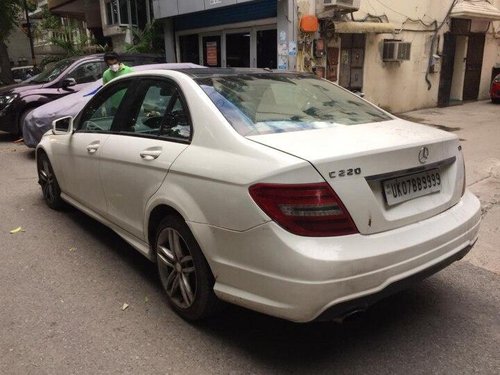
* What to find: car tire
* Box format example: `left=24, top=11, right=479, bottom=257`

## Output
left=37, top=152, right=64, bottom=210
left=155, top=215, right=221, bottom=321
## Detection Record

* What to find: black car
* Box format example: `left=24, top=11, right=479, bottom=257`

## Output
left=0, top=53, right=164, bottom=135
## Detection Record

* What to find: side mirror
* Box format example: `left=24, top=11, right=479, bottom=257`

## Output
left=52, top=116, right=74, bottom=134
left=61, top=78, right=76, bottom=90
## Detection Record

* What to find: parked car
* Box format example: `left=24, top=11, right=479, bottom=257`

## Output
left=11, top=65, right=37, bottom=83
left=36, top=69, right=481, bottom=323
left=23, top=63, right=204, bottom=148
left=0, top=53, right=164, bottom=135
left=490, top=73, right=500, bottom=103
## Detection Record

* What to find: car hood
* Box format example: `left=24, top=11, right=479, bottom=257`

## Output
left=0, top=81, right=45, bottom=96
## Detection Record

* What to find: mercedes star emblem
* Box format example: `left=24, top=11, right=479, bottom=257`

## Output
left=418, top=146, right=429, bottom=164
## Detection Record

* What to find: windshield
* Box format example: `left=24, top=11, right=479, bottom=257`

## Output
left=197, top=74, right=392, bottom=136
left=31, top=58, right=75, bottom=83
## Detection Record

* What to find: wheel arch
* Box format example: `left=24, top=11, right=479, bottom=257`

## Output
left=146, top=203, right=216, bottom=277
left=147, top=204, right=183, bottom=259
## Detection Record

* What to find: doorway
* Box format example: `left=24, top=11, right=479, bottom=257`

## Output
left=339, top=34, right=366, bottom=91
left=438, top=30, right=486, bottom=106
left=226, top=32, right=250, bottom=67
left=463, top=33, right=485, bottom=101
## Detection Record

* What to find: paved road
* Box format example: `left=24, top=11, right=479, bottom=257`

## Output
left=0, top=102, right=499, bottom=374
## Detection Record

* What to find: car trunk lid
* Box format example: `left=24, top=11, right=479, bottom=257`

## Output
left=247, top=119, right=464, bottom=235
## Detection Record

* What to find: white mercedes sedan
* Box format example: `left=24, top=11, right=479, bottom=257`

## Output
left=36, top=68, right=481, bottom=322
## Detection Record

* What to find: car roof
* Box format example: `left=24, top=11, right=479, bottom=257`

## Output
left=11, top=65, right=34, bottom=70
left=170, top=68, right=312, bottom=78
left=77, top=53, right=163, bottom=61
left=46, top=53, right=164, bottom=68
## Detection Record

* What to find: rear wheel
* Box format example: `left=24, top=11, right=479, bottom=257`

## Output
left=155, top=215, right=220, bottom=321
left=37, top=152, right=64, bottom=210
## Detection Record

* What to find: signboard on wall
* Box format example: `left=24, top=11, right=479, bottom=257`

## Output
left=206, top=41, right=218, bottom=66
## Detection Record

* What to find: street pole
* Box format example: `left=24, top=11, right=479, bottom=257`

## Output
left=23, top=0, right=36, bottom=68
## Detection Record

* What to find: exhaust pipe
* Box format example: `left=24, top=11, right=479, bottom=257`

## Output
left=333, top=307, right=367, bottom=323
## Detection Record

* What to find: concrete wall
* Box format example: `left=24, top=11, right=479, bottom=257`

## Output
left=5, top=27, right=32, bottom=67
left=310, top=0, right=500, bottom=112
left=99, top=0, right=130, bottom=51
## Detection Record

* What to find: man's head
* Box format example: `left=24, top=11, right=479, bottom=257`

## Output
left=104, top=51, right=121, bottom=72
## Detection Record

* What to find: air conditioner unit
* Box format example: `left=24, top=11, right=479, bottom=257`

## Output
left=382, top=40, right=411, bottom=62
left=323, top=0, right=361, bottom=12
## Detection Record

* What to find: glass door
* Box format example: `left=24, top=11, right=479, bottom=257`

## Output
left=256, top=29, right=277, bottom=69
left=226, top=31, right=251, bottom=67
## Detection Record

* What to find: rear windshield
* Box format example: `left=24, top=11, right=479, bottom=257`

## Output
left=197, top=74, right=392, bottom=136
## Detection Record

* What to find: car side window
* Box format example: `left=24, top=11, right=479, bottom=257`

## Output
left=66, top=61, right=102, bottom=84
left=165, top=95, right=191, bottom=140
left=122, top=80, right=191, bottom=141
left=77, top=81, right=131, bottom=132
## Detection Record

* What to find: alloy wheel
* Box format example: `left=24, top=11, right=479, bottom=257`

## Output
left=157, top=227, right=197, bottom=309
left=38, top=155, right=60, bottom=207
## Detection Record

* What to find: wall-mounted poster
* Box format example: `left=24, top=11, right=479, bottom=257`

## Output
left=206, top=41, right=218, bottom=66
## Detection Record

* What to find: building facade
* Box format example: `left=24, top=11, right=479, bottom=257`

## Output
left=48, top=0, right=154, bottom=49
left=155, top=0, right=500, bottom=112
left=154, top=0, right=296, bottom=71
left=5, top=28, right=32, bottom=68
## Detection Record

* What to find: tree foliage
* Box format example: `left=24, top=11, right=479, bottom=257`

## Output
left=0, top=0, right=23, bottom=42
left=125, top=21, right=164, bottom=54
left=0, top=0, right=25, bottom=83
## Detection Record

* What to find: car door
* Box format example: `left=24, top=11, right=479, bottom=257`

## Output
left=56, top=79, right=135, bottom=215
left=99, top=77, right=191, bottom=239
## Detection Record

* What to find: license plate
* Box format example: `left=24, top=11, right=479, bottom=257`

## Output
left=383, top=169, right=441, bottom=206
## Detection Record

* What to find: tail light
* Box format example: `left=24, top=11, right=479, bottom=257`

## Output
left=249, top=183, right=358, bottom=237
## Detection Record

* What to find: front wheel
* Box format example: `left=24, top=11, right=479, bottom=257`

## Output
left=37, top=152, right=64, bottom=210
left=155, top=215, right=221, bottom=321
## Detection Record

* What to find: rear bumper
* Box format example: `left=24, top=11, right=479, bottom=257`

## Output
left=190, top=191, right=481, bottom=322
left=491, top=86, right=500, bottom=100
left=316, top=242, right=473, bottom=321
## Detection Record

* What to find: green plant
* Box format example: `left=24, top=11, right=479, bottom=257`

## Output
left=125, top=20, right=164, bottom=54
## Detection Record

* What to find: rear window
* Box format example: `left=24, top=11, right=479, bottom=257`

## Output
left=196, top=74, right=392, bottom=136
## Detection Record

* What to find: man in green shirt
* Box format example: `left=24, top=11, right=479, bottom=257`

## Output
left=102, top=51, right=133, bottom=84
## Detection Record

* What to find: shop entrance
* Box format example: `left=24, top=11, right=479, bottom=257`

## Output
left=177, top=26, right=277, bottom=69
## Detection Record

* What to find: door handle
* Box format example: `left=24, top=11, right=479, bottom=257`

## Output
left=86, top=142, right=100, bottom=154
left=140, top=150, right=162, bottom=160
